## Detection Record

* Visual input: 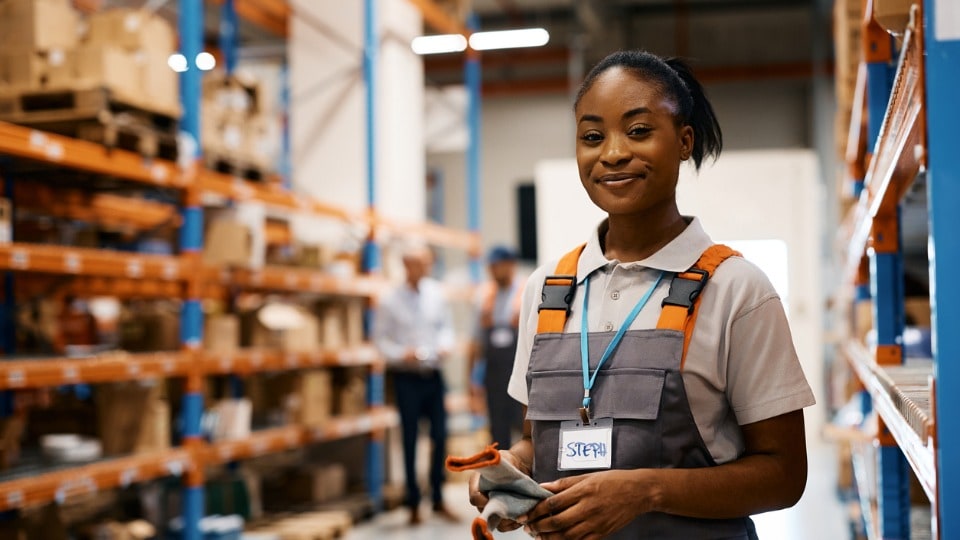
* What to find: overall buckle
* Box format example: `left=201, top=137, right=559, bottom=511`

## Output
left=661, top=268, right=709, bottom=313
left=538, top=275, right=577, bottom=313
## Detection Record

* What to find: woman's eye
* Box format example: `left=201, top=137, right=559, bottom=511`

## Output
left=580, top=132, right=603, bottom=142
left=629, top=126, right=652, bottom=136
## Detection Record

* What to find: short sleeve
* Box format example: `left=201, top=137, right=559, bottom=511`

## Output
left=725, top=296, right=816, bottom=425
left=507, top=268, right=545, bottom=405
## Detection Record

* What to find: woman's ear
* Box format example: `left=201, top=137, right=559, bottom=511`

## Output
left=679, top=125, right=694, bottom=161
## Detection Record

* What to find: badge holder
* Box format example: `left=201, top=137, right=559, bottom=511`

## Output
left=557, top=416, right=613, bottom=471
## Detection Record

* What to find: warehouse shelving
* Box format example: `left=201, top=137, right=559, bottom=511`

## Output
left=835, top=1, right=958, bottom=537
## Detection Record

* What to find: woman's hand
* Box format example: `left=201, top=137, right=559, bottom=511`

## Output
left=467, top=450, right=527, bottom=532
left=519, top=469, right=658, bottom=540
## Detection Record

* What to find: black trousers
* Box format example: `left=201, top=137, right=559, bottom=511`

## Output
left=393, top=370, right=447, bottom=508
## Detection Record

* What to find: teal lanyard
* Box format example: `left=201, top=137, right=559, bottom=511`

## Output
left=580, top=271, right=665, bottom=415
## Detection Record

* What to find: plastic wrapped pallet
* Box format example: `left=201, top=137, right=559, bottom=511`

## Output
left=73, top=45, right=142, bottom=103
left=83, top=8, right=175, bottom=55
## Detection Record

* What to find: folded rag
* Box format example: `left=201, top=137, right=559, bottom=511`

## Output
left=446, top=444, right=553, bottom=540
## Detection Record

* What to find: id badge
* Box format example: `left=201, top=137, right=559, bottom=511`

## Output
left=557, top=417, right=613, bottom=471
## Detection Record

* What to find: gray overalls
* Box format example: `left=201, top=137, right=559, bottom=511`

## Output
left=526, top=245, right=758, bottom=539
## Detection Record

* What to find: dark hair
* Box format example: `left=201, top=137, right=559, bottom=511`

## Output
left=574, top=50, right=722, bottom=170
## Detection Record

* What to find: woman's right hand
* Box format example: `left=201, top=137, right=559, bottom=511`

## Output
left=467, top=450, right=526, bottom=532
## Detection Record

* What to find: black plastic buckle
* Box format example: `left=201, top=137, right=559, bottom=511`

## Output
left=661, top=268, right=709, bottom=313
left=538, top=275, right=577, bottom=312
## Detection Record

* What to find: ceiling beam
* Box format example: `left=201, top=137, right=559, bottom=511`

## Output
left=406, top=0, right=470, bottom=35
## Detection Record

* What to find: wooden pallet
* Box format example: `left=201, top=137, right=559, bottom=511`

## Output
left=0, top=86, right=178, bottom=161
left=247, top=510, right=353, bottom=540
left=204, top=151, right=275, bottom=183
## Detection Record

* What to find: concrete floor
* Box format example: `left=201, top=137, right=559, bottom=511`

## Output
left=345, top=438, right=850, bottom=540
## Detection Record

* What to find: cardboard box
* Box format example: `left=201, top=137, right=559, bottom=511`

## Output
left=209, top=398, right=252, bottom=441
left=0, top=0, right=80, bottom=51
left=74, top=45, right=142, bottom=102
left=118, top=303, right=179, bottom=352
left=335, top=368, right=367, bottom=417
left=290, top=370, right=332, bottom=427
left=874, top=0, right=912, bottom=34
left=203, top=219, right=252, bottom=266
left=904, top=297, right=931, bottom=327
left=344, top=300, right=366, bottom=347
left=0, top=48, right=75, bottom=91
left=95, top=381, right=169, bottom=456
left=84, top=8, right=175, bottom=55
left=141, top=50, right=179, bottom=117
left=286, top=463, right=347, bottom=504
left=204, top=314, right=240, bottom=354
left=319, top=305, right=345, bottom=350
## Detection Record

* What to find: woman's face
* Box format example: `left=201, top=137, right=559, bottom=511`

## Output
left=575, top=67, right=693, bottom=218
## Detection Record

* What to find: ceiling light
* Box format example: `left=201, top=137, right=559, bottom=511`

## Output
left=412, top=34, right=468, bottom=55
left=167, top=53, right=188, bottom=72
left=196, top=52, right=217, bottom=71
left=468, top=28, right=549, bottom=51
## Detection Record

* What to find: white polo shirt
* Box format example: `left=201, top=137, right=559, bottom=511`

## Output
left=507, top=217, right=816, bottom=464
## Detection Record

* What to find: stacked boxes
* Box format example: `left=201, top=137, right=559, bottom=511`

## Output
left=0, top=0, right=80, bottom=90
left=0, top=1, right=179, bottom=117
left=202, top=71, right=280, bottom=173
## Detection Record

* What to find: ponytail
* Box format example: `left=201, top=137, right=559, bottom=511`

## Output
left=664, top=58, right=722, bottom=170
left=575, top=51, right=723, bottom=171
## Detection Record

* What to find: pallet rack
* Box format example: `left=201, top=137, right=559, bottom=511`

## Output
left=836, top=0, right=958, bottom=538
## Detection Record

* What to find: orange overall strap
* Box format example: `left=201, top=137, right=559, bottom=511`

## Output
left=535, top=244, right=586, bottom=333
left=656, top=244, right=741, bottom=368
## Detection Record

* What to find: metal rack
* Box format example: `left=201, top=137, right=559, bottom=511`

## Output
left=837, top=1, right=958, bottom=538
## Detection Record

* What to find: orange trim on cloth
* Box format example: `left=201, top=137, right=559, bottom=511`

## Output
left=534, top=244, right=585, bottom=334
left=445, top=443, right=502, bottom=472
left=656, top=245, right=741, bottom=368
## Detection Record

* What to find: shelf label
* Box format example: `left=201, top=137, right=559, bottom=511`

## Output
left=251, top=439, right=268, bottom=456
left=150, top=164, right=169, bottom=183
left=232, top=179, right=254, bottom=200
left=285, top=274, right=298, bottom=288
left=45, top=142, right=64, bottom=161
left=126, top=259, right=144, bottom=278
left=120, top=468, right=139, bottom=488
left=166, top=460, right=184, bottom=477
left=7, top=370, right=24, bottom=388
left=5, top=491, right=23, bottom=508
left=285, top=353, right=298, bottom=368
left=162, top=357, right=175, bottom=373
left=29, top=131, right=46, bottom=148
left=219, top=356, right=233, bottom=372
left=64, top=253, right=81, bottom=273
left=128, top=363, right=141, bottom=377
left=357, top=416, right=374, bottom=433
left=10, top=250, right=28, bottom=270
left=219, top=446, right=234, bottom=461
left=162, top=262, right=179, bottom=280
left=62, top=366, right=79, bottom=383
left=936, top=0, right=960, bottom=41
left=249, top=351, right=264, bottom=368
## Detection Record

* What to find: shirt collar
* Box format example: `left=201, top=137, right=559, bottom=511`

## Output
left=575, top=216, right=714, bottom=283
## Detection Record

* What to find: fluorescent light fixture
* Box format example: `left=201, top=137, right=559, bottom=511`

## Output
left=196, top=52, right=217, bottom=71
left=469, top=28, right=549, bottom=50
left=167, top=53, right=188, bottom=72
left=412, top=34, right=468, bottom=55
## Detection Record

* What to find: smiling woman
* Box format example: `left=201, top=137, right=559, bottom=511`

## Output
left=466, top=50, right=816, bottom=540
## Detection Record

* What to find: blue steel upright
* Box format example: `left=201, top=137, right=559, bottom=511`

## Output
left=362, top=0, right=384, bottom=512
left=178, top=0, right=204, bottom=538
left=465, top=14, right=482, bottom=283
left=924, top=0, right=960, bottom=536
left=219, top=0, right=238, bottom=75
left=862, top=9, right=910, bottom=538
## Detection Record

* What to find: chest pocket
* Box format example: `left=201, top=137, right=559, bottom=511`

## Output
left=526, top=367, right=665, bottom=422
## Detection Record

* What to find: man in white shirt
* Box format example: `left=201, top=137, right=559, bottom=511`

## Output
left=373, top=243, right=459, bottom=525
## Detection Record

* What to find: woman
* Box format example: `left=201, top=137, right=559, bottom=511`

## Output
left=468, top=50, right=815, bottom=539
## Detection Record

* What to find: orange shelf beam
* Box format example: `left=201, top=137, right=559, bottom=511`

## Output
left=405, top=0, right=469, bottom=35
left=375, top=216, right=481, bottom=256
left=203, top=345, right=383, bottom=375
left=0, top=448, right=194, bottom=511
left=211, top=0, right=289, bottom=37
left=0, top=244, right=187, bottom=282
left=0, top=122, right=186, bottom=189
left=217, top=265, right=384, bottom=297
left=306, top=408, right=399, bottom=443
left=0, top=352, right=191, bottom=390
left=207, top=426, right=304, bottom=464
left=198, top=171, right=362, bottom=223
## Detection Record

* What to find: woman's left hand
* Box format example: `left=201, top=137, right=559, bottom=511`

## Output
left=519, top=469, right=658, bottom=540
